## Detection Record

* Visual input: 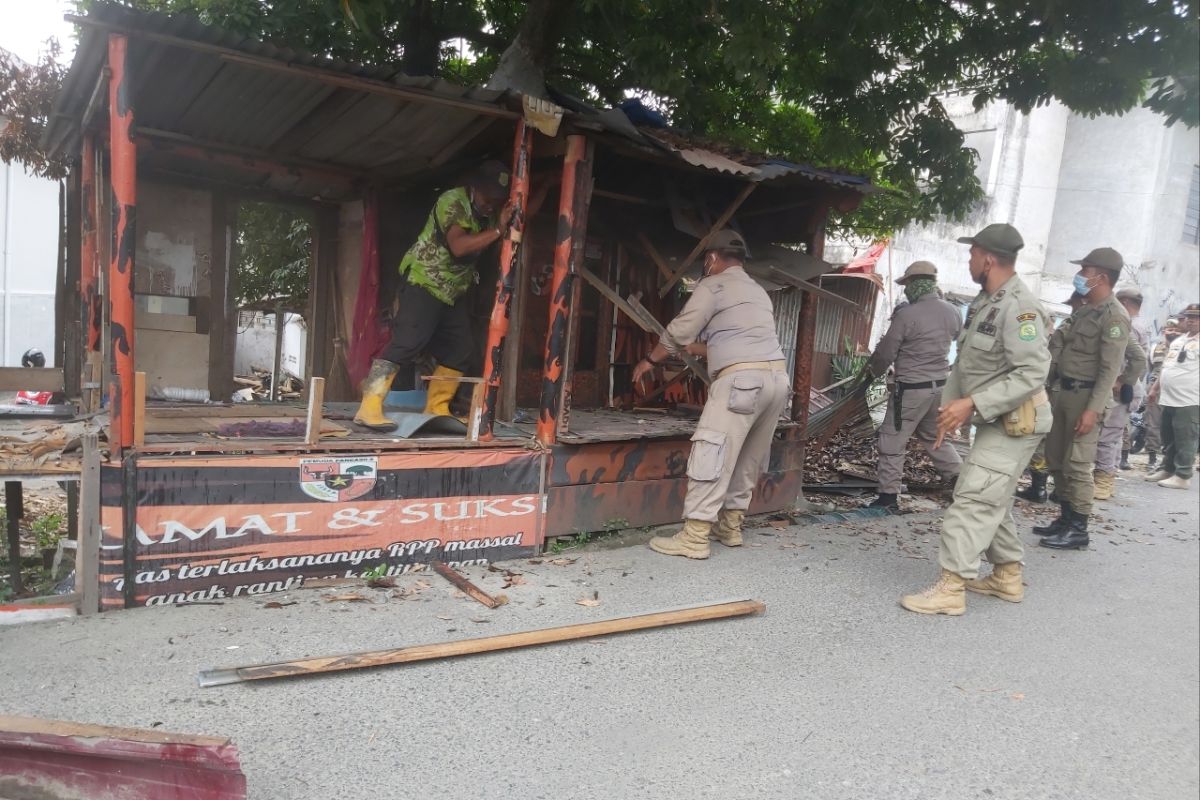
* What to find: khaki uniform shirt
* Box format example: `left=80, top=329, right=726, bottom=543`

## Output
left=660, top=266, right=784, bottom=376
left=868, top=293, right=962, bottom=383
left=1048, top=294, right=1131, bottom=415
left=942, top=274, right=1051, bottom=422
left=1123, top=320, right=1150, bottom=386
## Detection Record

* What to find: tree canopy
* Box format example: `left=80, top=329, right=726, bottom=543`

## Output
left=5, top=0, right=1197, bottom=235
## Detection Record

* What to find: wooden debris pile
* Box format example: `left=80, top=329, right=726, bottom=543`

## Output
left=805, top=424, right=962, bottom=489
left=233, top=367, right=303, bottom=401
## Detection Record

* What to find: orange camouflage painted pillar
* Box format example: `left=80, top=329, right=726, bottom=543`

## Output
left=536, top=134, right=589, bottom=446
left=107, top=34, right=136, bottom=453
left=479, top=119, right=533, bottom=441
left=80, top=133, right=100, bottom=354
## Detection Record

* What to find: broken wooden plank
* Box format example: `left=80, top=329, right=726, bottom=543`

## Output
left=658, top=183, right=757, bottom=297
left=198, top=598, right=765, bottom=687
left=0, top=366, right=64, bottom=393
left=304, top=377, right=325, bottom=445
left=432, top=561, right=507, bottom=609
left=627, top=292, right=712, bottom=386
left=636, top=232, right=675, bottom=281
left=133, top=371, right=147, bottom=447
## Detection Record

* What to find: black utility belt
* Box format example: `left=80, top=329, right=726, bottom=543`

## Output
left=896, top=378, right=947, bottom=391
left=1059, top=377, right=1096, bottom=390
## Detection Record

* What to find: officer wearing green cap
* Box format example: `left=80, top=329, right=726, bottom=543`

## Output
left=899, top=223, right=1052, bottom=616
left=1035, top=247, right=1133, bottom=550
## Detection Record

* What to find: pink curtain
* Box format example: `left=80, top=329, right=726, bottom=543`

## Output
left=347, top=192, right=390, bottom=387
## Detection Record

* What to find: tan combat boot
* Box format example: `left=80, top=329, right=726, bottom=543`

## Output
left=353, top=359, right=400, bottom=431
left=711, top=509, right=745, bottom=547
left=648, top=519, right=712, bottom=559
left=965, top=561, right=1024, bottom=603
left=899, top=569, right=967, bottom=616
left=1093, top=470, right=1115, bottom=500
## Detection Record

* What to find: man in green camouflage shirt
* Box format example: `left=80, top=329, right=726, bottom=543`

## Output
left=353, top=161, right=513, bottom=430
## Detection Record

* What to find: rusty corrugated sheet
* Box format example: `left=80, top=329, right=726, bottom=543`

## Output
left=813, top=275, right=880, bottom=356
left=772, top=287, right=803, bottom=415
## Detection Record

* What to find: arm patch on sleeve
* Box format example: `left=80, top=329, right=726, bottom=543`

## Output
left=1107, top=324, right=1125, bottom=339
left=1018, top=322, right=1038, bottom=341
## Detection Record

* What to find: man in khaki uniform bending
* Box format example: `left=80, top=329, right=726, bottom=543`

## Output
left=867, top=260, right=963, bottom=510
left=900, top=223, right=1051, bottom=616
left=632, top=229, right=790, bottom=559
left=1034, top=248, right=1132, bottom=550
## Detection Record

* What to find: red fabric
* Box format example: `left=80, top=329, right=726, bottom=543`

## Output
left=843, top=240, right=888, bottom=274
left=348, top=192, right=390, bottom=387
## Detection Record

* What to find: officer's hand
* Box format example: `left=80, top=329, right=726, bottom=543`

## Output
left=1119, top=383, right=1134, bottom=405
left=498, top=202, right=516, bottom=231
left=685, top=342, right=708, bottom=358
left=935, top=397, right=975, bottom=448
left=632, top=358, right=655, bottom=387
left=1148, top=381, right=1160, bottom=403
left=1075, top=409, right=1100, bottom=436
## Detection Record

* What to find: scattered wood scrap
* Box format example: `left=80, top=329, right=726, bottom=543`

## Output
left=198, top=598, right=766, bottom=687
left=233, top=366, right=304, bottom=401
left=432, top=561, right=508, bottom=609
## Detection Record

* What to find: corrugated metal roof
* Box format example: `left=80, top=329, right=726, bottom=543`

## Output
left=45, top=4, right=517, bottom=200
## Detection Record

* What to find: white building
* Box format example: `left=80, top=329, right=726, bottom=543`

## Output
left=836, top=95, right=1200, bottom=339
left=0, top=157, right=60, bottom=367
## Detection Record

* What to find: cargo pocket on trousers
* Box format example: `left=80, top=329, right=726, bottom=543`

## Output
left=727, top=373, right=765, bottom=415
left=955, top=449, right=1013, bottom=507
left=687, top=428, right=727, bottom=482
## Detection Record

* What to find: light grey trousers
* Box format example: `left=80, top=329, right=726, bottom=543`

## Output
left=876, top=384, right=962, bottom=493
left=682, top=365, right=791, bottom=522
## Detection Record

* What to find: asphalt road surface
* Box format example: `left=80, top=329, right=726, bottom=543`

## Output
left=2, top=463, right=1197, bottom=800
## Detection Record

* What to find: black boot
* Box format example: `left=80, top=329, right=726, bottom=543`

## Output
left=1033, top=502, right=1071, bottom=536
left=868, top=493, right=899, bottom=511
left=1119, top=450, right=1132, bottom=470
left=1015, top=471, right=1048, bottom=502
left=1147, top=451, right=1158, bottom=468
left=1040, top=510, right=1089, bottom=550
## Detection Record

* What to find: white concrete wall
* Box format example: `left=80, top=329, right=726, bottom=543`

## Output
left=234, top=311, right=308, bottom=380
left=0, top=162, right=59, bottom=366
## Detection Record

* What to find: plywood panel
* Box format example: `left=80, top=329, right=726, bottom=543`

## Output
left=135, top=182, right=213, bottom=297
left=135, top=329, right=210, bottom=392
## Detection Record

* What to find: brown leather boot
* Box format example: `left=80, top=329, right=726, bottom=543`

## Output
left=648, top=519, right=712, bottom=559
left=711, top=509, right=744, bottom=547
left=900, top=569, right=967, bottom=616
left=965, top=561, right=1024, bottom=603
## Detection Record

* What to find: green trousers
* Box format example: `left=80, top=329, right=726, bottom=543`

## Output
left=939, top=407, right=1050, bottom=579
left=1044, top=387, right=1105, bottom=516
left=1161, top=404, right=1200, bottom=479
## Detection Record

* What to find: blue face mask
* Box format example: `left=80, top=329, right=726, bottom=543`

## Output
left=1072, top=274, right=1093, bottom=296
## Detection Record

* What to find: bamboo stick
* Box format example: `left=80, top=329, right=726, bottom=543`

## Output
left=198, top=598, right=765, bottom=687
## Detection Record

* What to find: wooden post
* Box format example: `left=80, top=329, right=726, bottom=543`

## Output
left=78, top=434, right=101, bottom=615
left=133, top=371, right=146, bottom=447
left=107, top=34, right=137, bottom=455
left=305, top=377, right=325, bottom=445
left=4, top=482, right=23, bottom=596
left=479, top=119, right=533, bottom=440
left=792, top=210, right=828, bottom=426
left=272, top=302, right=285, bottom=402
left=80, top=134, right=101, bottom=398
left=536, top=134, right=592, bottom=445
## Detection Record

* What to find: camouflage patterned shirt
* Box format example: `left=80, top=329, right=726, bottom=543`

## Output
left=399, top=187, right=492, bottom=305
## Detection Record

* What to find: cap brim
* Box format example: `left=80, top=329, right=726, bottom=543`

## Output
left=895, top=276, right=910, bottom=285
left=956, top=236, right=976, bottom=245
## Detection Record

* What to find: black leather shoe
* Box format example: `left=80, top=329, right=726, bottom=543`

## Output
left=1015, top=472, right=1048, bottom=502
left=1033, top=503, right=1071, bottom=536
left=868, top=493, right=899, bottom=511
left=1040, top=512, right=1089, bottom=550
left=1119, top=451, right=1132, bottom=470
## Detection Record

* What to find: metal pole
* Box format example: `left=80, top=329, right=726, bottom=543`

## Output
left=536, top=134, right=588, bottom=446
left=479, top=119, right=532, bottom=440
left=107, top=34, right=137, bottom=454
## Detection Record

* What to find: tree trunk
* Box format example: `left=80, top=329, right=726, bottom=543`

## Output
left=487, top=0, right=575, bottom=96
left=399, top=1, right=444, bottom=76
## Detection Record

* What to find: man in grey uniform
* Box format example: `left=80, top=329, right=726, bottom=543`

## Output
left=633, top=229, right=790, bottom=559
left=1093, top=287, right=1148, bottom=498
left=867, top=260, right=963, bottom=510
left=900, top=224, right=1052, bottom=615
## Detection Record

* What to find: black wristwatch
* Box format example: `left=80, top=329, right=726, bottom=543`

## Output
left=642, top=355, right=661, bottom=367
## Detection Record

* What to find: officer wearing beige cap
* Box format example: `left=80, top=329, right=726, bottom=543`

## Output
left=866, top=260, right=963, bottom=510
left=632, top=229, right=790, bottom=559
left=899, top=223, right=1051, bottom=615
left=1035, top=247, right=1135, bottom=550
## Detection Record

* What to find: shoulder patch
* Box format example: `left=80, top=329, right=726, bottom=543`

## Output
left=993, top=289, right=1006, bottom=300
left=1018, top=321, right=1038, bottom=341
left=1016, top=312, right=1037, bottom=323
left=1107, top=324, right=1125, bottom=339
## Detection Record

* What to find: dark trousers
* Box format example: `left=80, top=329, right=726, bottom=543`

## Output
left=1161, top=404, right=1200, bottom=479
left=380, top=280, right=474, bottom=390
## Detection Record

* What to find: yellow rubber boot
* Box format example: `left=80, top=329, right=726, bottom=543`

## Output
left=423, top=365, right=464, bottom=417
left=648, top=519, right=712, bottom=559
left=711, top=509, right=745, bottom=547
left=353, top=359, right=400, bottom=431
left=965, top=561, right=1024, bottom=603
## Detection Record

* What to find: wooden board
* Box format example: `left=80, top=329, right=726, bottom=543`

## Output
left=135, top=329, right=210, bottom=392
left=0, top=367, right=64, bottom=392
left=135, top=309, right=197, bottom=333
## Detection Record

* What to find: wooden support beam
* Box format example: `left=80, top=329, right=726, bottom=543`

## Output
left=77, top=435, right=101, bottom=615
left=0, top=367, right=64, bottom=393
left=658, top=183, right=757, bottom=297
left=305, top=377, right=325, bottom=445
left=133, top=371, right=146, bottom=448
left=198, top=598, right=766, bottom=686
left=636, top=233, right=674, bottom=281
left=432, top=561, right=507, bottom=609
left=576, top=266, right=711, bottom=386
